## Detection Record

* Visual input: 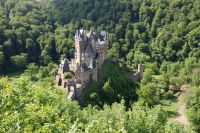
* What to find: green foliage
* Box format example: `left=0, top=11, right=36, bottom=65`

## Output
left=0, top=52, right=4, bottom=64
left=0, top=0, right=199, bottom=72
left=0, top=77, right=80, bottom=132
left=89, top=92, right=99, bottom=101
left=138, top=66, right=173, bottom=106
left=186, top=86, right=200, bottom=131
left=141, top=68, right=155, bottom=85
left=88, top=61, right=137, bottom=106
left=0, top=76, right=187, bottom=132
left=165, top=90, right=174, bottom=99
left=24, top=63, right=39, bottom=81
left=138, top=83, right=160, bottom=106
left=78, top=101, right=177, bottom=133
left=164, top=121, right=185, bottom=133
left=23, top=63, right=57, bottom=81
left=108, top=42, right=120, bottom=58
left=160, top=57, right=200, bottom=86
left=127, top=103, right=167, bottom=132
left=102, top=79, right=114, bottom=94
left=10, top=53, right=28, bottom=69
left=63, top=72, right=74, bottom=79
left=0, top=0, right=200, bottom=131
left=0, top=51, right=4, bottom=72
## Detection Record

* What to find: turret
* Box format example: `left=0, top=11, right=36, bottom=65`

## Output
left=137, top=64, right=144, bottom=78
left=96, top=31, right=109, bottom=62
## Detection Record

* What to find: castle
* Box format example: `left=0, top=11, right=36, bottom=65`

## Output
left=56, top=29, right=144, bottom=102
left=56, top=29, right=109, bottom=101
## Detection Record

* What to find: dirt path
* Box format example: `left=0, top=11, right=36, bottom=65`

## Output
left=172, top=85, right=190, bottom=126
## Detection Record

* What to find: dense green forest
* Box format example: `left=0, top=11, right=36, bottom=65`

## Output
left=0, top=0, right=199, bottom=72
left=0, top=0, right=200, bottom=132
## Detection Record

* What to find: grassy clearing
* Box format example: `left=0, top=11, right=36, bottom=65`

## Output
left=160, top=89, right=186, bottom=117
left=162, top=85, right=192, bottom=131
left=160, top=99, right=179, bottom=117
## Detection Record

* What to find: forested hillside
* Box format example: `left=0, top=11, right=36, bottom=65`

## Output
left=0, top=0, right=200, bottom=132
left=0, top=0, right=199, bottom=72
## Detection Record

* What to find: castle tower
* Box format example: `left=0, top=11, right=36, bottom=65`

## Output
left=57, top=28, right=110, bottom=102
left=97, top=31, right=109, bottom=64
left=75, top=29, right=86, bottom=65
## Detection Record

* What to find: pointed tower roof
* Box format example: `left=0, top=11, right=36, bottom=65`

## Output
left=60, top=58, right=70, bottom=73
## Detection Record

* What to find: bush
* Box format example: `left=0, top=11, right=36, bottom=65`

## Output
left=138, top=83, right=160, bottom=106
left=90, top=92, right=99, bottom=100
left=165, top=90, right=174, bottom=99
left=164, top=121, right=185, bottom=133
left=186, top=86, right=200, bottom=131
left=174, top=92, right=180, bottom=98
left=64, top=72, right=74, bottom=79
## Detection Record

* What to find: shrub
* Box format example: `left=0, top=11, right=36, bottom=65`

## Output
left=64, top=72, right=74, bottom=79
left=186, top=87, right=200, bottom=131
left=165, top=90, right=174, bottom=99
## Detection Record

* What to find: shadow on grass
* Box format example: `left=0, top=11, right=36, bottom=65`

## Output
left=160, top=98, right=179, bottom=117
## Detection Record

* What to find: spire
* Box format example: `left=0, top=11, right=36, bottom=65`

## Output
left=63, top=58, right=70, bottom=72
left=60, top=58, right=70, bottom=73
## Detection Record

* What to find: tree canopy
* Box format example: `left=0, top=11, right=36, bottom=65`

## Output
left=0, top=0, right=199, bottom=72
left=0, top=0, right=200, bottom=132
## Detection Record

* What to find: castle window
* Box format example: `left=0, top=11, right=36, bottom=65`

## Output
left=95, top=53, right=99, bottom=59
left=81, top=53, right=84, bottom=60
left=75, top=50, right=77, bottom=59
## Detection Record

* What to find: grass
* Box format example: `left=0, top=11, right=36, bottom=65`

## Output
left=161, top=86, right=191, bottom=126
left=160, top=99, right=179, bottom=117
left=152, top=75, right=163, bottom=80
